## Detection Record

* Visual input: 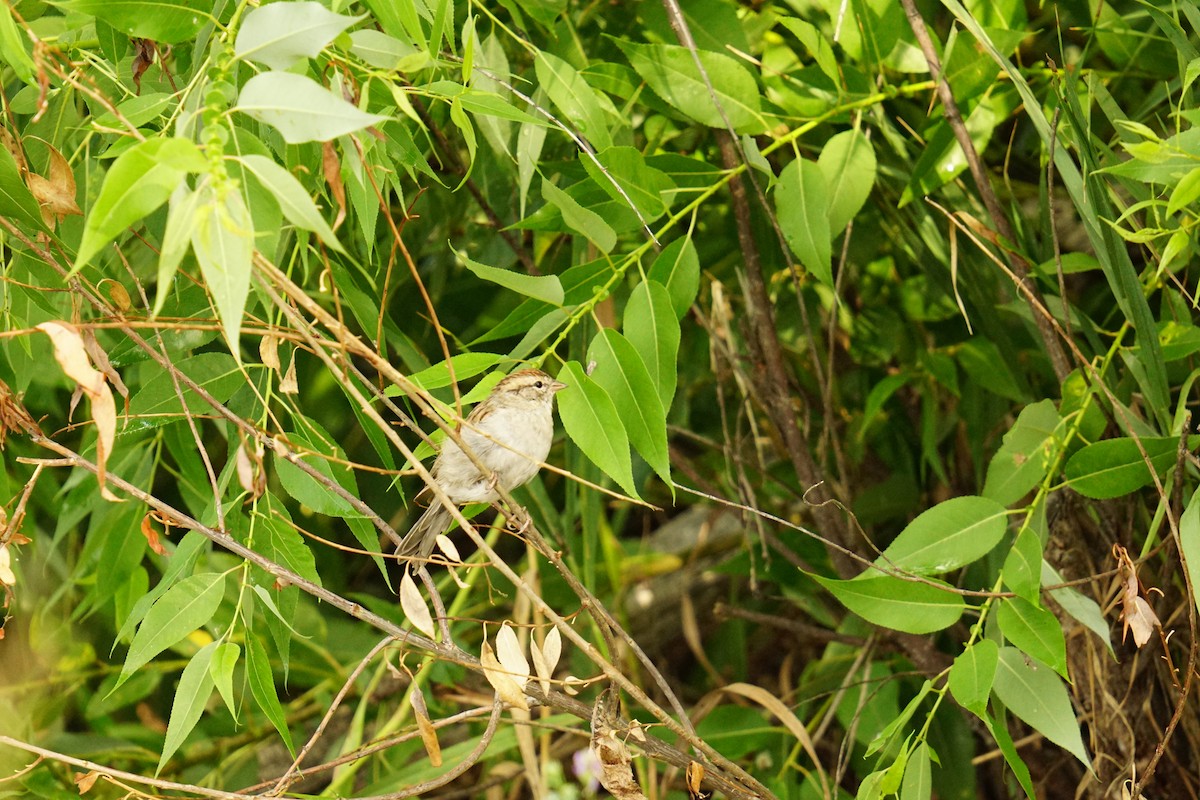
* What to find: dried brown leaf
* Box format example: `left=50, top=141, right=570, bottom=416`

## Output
left=399, top=570, right=435, bottom=638
left=26, top=141, right=81, bottom=227
left=410, top=688, right=443, bottom=767
left=280, top=349, right=299, bottom=394
left=0, top=545, right=16, bottom=585
left=322, top=141, right=346, bottom=231
left=140, top=514, right=167, bottom=556
left=74, top=771, right=101, bottom=793
left=480, top=640, right=528, bottom=710
left=36, top=322, right=120, bottom=500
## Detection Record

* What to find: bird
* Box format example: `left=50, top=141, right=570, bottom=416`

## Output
left=396, top=368, right=567, bottom=560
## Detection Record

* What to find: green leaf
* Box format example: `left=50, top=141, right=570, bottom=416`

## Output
left=993, top=647, right=1090, bottom=769
left=556, top=361, right=638, bottom=499
left=587, top=330, right=672, bottom=487
left=983, top=400, right=1061, bottom=506
left=1180, top=492, right=1200, bottom=618
left=872, top=496, right=1009, bottom=575
left=1042, top=561, right=1113, bottom=657
left=0, top=143, right=47, bottom=232
left=981, top=710, right=1035, bottom=799
left=53, top=0, right=211, bottom=43
left=246, top=635, right=295, bottom=757
left=191, top=182, right=254, bottom=355
left=948, top=639, right=998, bottom=716
left=237, top=155, right=344, bottom=252
left=900, top=742, right=932, bottom=800
left=1001, top=526, right=1042, bottom=602
left=534, top=51, right=617, bottom=150
left=257, top=513, right=321, bottom=587
left=128, top=353, right=242, bottom=426
left=154, top=183, right=203, bottom=317
left=237, top=72, right=388, bottom=144
left=618, top=40, right=765, bottom=133
left=348, top=29, right=422, bottom=70
left=817, top=129, right=877, bottom=236
left=274, top=424, right=360, bottom=517
left=157, top=642, right=217, bottom=774
left=541, top=178, right=617, bottom=253
left=647, top=237, right=701, bottom=319
left=456, top=250, right=564, bottom=304
left=582, top=146, right=673, bottom=221
left=119, top=572, right=225, bottom=687
left=209, top=641, right=240, bottom=721
left=234, top=2, right=363, bottom=70
left=997, top=597, right=1068, bottom=678
left=404, top=353, right=506, bottom=392
left=623, top=280, right=680, bottom=412
left=813, top=574, right=965, bottom=634
left=0, top=2, right=34, bottom=84
left=776, top=157, right=832, bottom=286
left=1063, top=435, right=1194, bottom=499
left=75, top=138, right=207, bottom=270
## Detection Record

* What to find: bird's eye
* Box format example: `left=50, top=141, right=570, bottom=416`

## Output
left=534, top=380, right=544, bottom=389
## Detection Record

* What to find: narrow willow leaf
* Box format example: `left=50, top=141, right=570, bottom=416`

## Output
left=623, top=280, right=680, bottom=412
left=983, top=400, right=1061, bottom=506
left=57, top=0, right=211, bottom=43
left=237, top=155, right=343, bottom=251
left=153, top=183, right=202, bottom=317
left=400, top=571, right=435, bottom=638
left=1182, top=492, right=1200, bottom=617
left=1063, top=435, right=1194, bottom=499
left=0, top=138, right=44, bottom=232
left=404, top=353, right=506, bottom=392
left=234, top=2, right=363, bottom=70
left=997, top=597, right=1068, bottom=678
left=993, top=647, right=1090, bottom=769
left=647, top=237, right=701, bottom=319
left=817, top=128, right=877, bottom=236
left=981, top=711, right=1036, bottom=799
left=456, top=250, right=564, bottom=304
left=480, top=640, right=528, bottom=710
left=586, top=329, right=671, bottom=486
left=237, top=72, right=388, bottom=144
left=813, top=574, right=964, bottom=634
left=555, top=361, right=638, bottom=499
left=191, top=183, right=254, bottom=355
left=273, top=424, right=359, bottom=518
left=0, top=3, right=35, bottom=84
left=517, top=95, right=549, bottom=218
left=534, top=51, right=617, bottom=150
left=157, top=642, right=217, bottom=774
left=209, top=641, right=240, bottom=721
left=871, top=496, right=1009, bottom=575
left=618, top=40, right=765, bottom=133
left=541, top=178, right=617, bottom=253
left=581, top=146, right=673, bottom=221
left=776, top=157, right=832, bottom=286
left=349, top=29, right=421, bottom=70
left=949, top=639, right=998, bottom=716
left=246, top=635, right=295, bottom=756
left=75, top=138, right=207, bottom=270
left=119, top=572, right=225, bottom=687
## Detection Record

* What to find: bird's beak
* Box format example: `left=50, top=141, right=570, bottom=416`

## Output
left=550, top=379, right=568, bottom=393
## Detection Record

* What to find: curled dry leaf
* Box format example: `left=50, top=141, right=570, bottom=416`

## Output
left=259, top=334, right=281, bottom=372
left=1114, top=544, right=1161, bottom=647
left=530, top=627, right=564, bottom=693
left=82, top=328, right=129, bottom=409
left=590, top=727, right=646, bottom=800
left=140, top=514, right=168, bottom=556
left=36, top=322, right=120, bottom=500
left=480, top=639, right=529, bottom=710
left=280, top=349, right=299, bottom=394
left=496, top=623, right=530, bottom=683
left=322, top=140, right=346, bottom=231
left=399, top=570, right=435, bottom=638
left=0, top=544, right=16, bottom=586
left=409, top=687, right=443, bottom=767
left=1, top=127, right=27, bottom=172
left=686, top=761, right=711, bottom=800
left=74, top=771, right=101, bottom=794
left=25, top=141, right=82, bottom=228
left=0, top=378, right=43, bottom=447
left=434, top=533, right=461, bottom=562
left=235, top=440, right=266, bottom=499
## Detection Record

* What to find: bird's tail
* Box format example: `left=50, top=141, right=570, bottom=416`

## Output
left=396, top=503, right=451, bottom=560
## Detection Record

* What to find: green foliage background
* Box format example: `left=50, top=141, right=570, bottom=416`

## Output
left=1, top=0, right=1200, bottom=798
